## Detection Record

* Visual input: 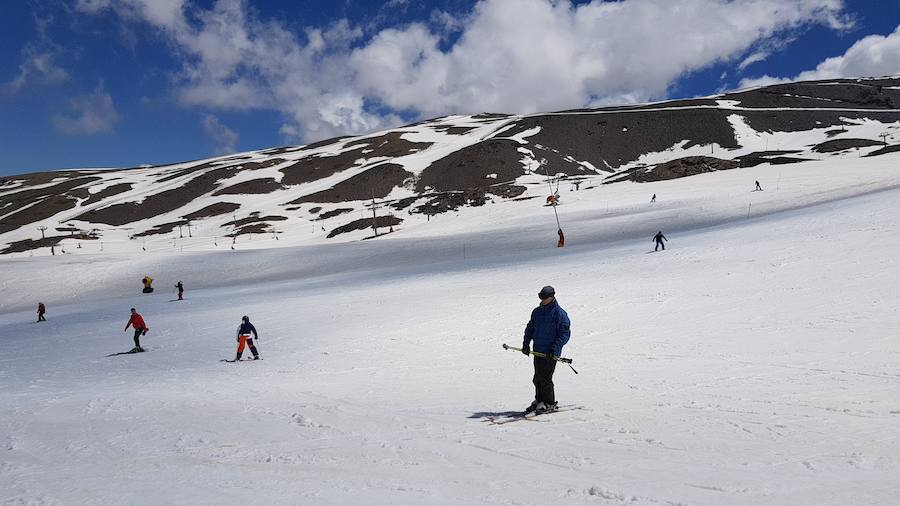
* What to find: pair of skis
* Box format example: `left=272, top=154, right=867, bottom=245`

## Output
left=485, top=404, right=584, bottom=425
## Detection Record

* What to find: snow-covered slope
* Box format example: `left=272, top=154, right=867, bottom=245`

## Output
left=4, top=76, right=900, bottom=257
left=2, top=151, right=900, bottom=504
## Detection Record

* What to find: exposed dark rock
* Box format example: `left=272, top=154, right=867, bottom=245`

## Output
left=132, top=222, right=182, bottom=238
left=181, top=202, right=241, bottom=220
left=157, top=161, right=223, bottom=183
left=740, top=110, right=900, bottom=133
left=308, top=206, right=322, bottom=214
left=0, top=197, right=79, bottom=235
left=75, top=168, right=233, bottom=225
left=486, top=185, right=527, bottom=198
left=812, top=138, right=885, bottom=153
left=471, top=113, right=511, bottom=120
left=416, top=140, right=529, bottom=192
left=501, top=109, right=740, bottom=170
left=318, top=208, right=353, bottom=220
left=227, top=223, right=272, bottom=237
left=279, top=133, right=430, bottom=187
left=1, top=234, right=97, bottom=254
left=302, top=136, right=352, bottom=151
left=414, top=190, right=489, bottom=215
left=288, top=164, right=413, bottom=204
left=737, top=156, right=810, bottom=168
left=430, top=125, right=478, bottom=135
left=327, top=215, right=402, bottom=238
left=222, top=215, right=288, bottom=228
left=213, top=178, right=285, bottom=195
left=1, top=176, right=100, bottom=217
left=864, top=144, right=900, bottom=157
left=390, top=196, right=419, bottom=211
left=629, top=156, right=739, bottom=183
left=82, top=183, right=133, bottom=206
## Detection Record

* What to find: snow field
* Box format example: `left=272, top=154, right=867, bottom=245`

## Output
left=2, top=157, right=900, bottom=504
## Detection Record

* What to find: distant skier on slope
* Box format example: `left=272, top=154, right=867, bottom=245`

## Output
left=521, top=286, right=571, bottom=415
left=653, top=231, right=667, bottom=251
left=175, top=281, right=184, bottom=301
left=755, top=180, right=763, bottom=191
left=650, top=193, right=656, bottom=203
left=37, top=302, right=46, bottom=322
left=124, top=308, right=149, bottom=352
left=233, top=315, right=260, bottom=361
left=142, top=276, right=154, bottom=294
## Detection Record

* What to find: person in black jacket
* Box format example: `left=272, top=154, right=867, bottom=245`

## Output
left=653, top=231, right=667, bottom=251
left=522, top=286, right=571, bottom=414
left=175, top=281, right=184, bottom=301
left=234, top=316, right=260, bottom=361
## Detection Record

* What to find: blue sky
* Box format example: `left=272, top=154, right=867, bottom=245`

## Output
left=1, top=0, right=899, bottom=176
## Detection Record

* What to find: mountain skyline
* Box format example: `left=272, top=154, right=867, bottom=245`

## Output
left=2, top=0, right=900, bottom=176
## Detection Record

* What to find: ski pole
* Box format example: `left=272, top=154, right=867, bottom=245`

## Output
left=503, top=343, right=578, bottom=374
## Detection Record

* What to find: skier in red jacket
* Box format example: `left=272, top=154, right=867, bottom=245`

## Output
left=124, top=308, right=149, bottom=352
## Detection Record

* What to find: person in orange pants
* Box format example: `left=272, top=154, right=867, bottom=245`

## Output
left=234, top=315, right=260, bottom=361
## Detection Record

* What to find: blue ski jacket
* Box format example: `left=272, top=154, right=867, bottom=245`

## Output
left=523, top=299, right=571, bottom=356
left=238, top=322, right=258, bottom=338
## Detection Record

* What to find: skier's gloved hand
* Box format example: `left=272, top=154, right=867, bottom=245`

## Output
left=522, top=344, right=530, bottom=356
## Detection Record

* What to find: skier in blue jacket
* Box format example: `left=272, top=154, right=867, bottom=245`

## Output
left=522, top=285, right=571, bottom=414
left=233, top=316, right=260, bottom=361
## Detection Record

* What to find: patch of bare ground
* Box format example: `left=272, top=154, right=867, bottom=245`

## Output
left=288, top=164, right=413, bottom=204
left=181, top=202, right=241, bottom=220
left=75, top=167, right=233, bottom=225
left=213, top=178, right=285, bottom=195
left=227, top=223, right=271, bottom=237
left=327, top=215, right=402, bottom=238
left=865, top=144, right=900, bottom=157
left=2, top=234, right=97, bottom=254
left=82, top=183, right=133, bottom=206
left=812, top=138, right=884, bottom=153
left=132, top=222, right=182, bottom=238
left=0, top=176, right=101, bottom=234
left=318, top=208, right=353, bottom=220
left=622, top=156, right=739, bottom=183
left=280, top=133, right=431, bottom=186
left=222, top=215, right=288, bottom=228
left=501, top=109, right=739, bottom=170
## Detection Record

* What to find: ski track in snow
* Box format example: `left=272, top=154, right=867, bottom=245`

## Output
left=2, top=158, right=900, bottom=504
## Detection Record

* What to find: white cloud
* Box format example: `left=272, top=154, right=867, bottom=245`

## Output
left=740, top=24, right=900, bottom=88
left=52, top=85, right=120, bottom=135
left=77, top=0, right=852, bottom=142
left=202, top=114, right=239, bottom=154
left=3, top=16, right=69, bottom=94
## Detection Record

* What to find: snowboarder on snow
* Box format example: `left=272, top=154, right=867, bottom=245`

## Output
left=755, top=180, right=763, bottom=191
left=37, top=302, right=46, bottom=322
left=175, top=281, right=184, bottom=301
left=522, top=286, right=571, bottom=415
left=124, top=308, right=149, bottom=352
left=234, top=315, right=260, bottom=361
left=142, top=276, right=154, bottom=294
left=650, top=193, right=656, bottom=203
left=653, top=231, right=667, bottom=251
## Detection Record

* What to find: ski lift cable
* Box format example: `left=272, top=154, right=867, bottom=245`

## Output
left=541, top=159, right=563, bottom=230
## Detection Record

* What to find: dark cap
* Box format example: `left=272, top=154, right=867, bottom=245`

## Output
left=538, top=286, right=555, bottom=299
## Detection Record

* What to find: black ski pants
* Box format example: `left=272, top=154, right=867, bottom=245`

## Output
left=133, top=328, right=145, bottom=348
left=655, top=239, right=665, bottom=251
left=532, top=356, right=557, bottom=405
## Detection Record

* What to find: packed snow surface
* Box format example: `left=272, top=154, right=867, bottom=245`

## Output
left=2, top=155, right=900, bottom=505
